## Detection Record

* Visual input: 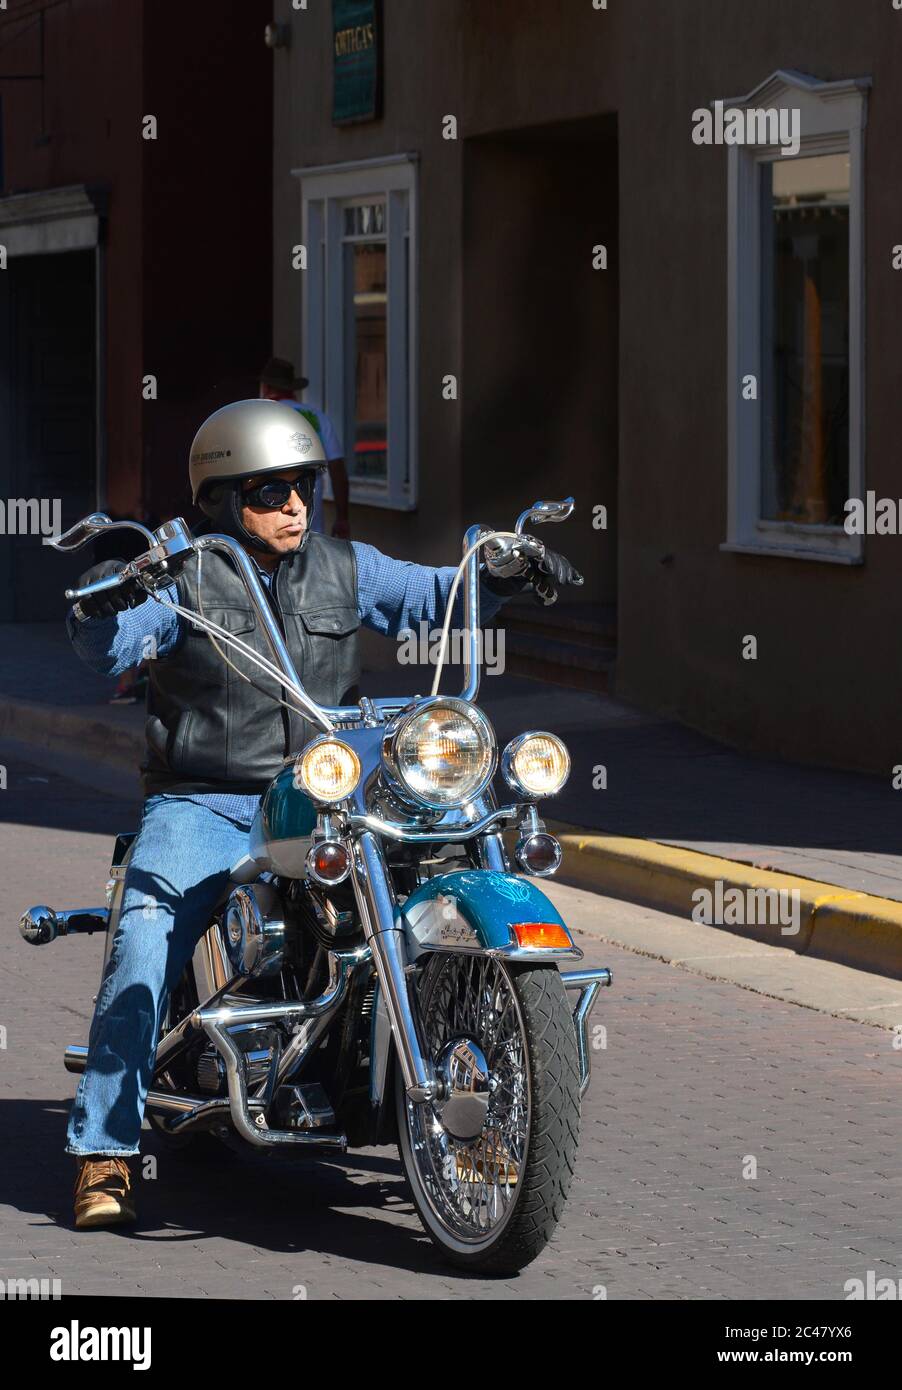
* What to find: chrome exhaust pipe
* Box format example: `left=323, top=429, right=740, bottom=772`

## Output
left=147, top=1093, right=230, bottom=1124
left=560, top=967, right=612, bottom=1097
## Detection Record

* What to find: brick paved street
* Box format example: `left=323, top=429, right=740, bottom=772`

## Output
left=1, top=745, right=901, bottom=1300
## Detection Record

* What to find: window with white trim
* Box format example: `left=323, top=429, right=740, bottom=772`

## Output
left=295, top=154, right=417, bottom=511
left=721, top=71, right=869, bottom=563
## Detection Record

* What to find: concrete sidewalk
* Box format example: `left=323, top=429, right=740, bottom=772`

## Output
left=2, top=621, right=901, bottom=975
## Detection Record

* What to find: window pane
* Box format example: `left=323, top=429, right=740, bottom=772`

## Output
left=344, top=240, right=387, bottom=482
left=343, top=201, right=385, bottom=238
left=761, top=152, right=850, bottom=525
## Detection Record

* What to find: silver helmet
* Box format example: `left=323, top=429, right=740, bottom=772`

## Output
left=189, top=399, right=327, bottom=555
left=189, top=398, right=326, bottom=504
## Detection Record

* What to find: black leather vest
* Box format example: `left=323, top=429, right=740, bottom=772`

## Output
left=142, top=533, right=361, bottom=796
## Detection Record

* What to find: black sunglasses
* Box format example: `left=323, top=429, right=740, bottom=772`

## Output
left=241, top=473, right=317, bottom=509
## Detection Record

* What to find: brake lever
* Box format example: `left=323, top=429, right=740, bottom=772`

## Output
left=482, top=532, right=545, bottom=566
left=66, top=570, right=134, bottom=603
left=65, top=516, right=196, bottom=610
left=515, top=535, right=545, bottom=561
left=490, top=533, right=561, bottom=605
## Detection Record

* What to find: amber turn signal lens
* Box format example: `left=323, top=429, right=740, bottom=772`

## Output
left=306, top=840, right=351, bottom=885
left=511, top=922, right=572, bottom=949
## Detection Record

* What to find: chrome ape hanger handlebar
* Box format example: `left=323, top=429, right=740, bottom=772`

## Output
left=55, top=498, right=576, bottom=724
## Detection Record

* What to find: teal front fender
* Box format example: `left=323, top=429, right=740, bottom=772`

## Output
left=401, top=868, right=582, bottom=961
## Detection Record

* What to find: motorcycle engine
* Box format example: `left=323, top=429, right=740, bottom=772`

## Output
left=195, top=1024, right=281, bottom=1096
left=221, top=882, right=285, bottom=979
left=283, top=876, right=364, bottom=953
left=220, top=877, right=364, bottom=983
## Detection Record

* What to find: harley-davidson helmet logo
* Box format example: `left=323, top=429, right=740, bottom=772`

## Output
left=289, top=430, right=313, bottom=456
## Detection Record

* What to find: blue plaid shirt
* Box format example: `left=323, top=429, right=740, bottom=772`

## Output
left=68, top=541, right=507, bottom=826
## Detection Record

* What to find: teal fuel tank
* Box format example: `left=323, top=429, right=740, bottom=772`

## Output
left=248, top=765, right=318, bottom=877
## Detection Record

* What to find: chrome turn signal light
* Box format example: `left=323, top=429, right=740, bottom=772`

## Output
left=502, top=732, right=570, bottom=799
left=514, top=832, right=562, bottom=877
left=306, top=840, right=351, bottom=886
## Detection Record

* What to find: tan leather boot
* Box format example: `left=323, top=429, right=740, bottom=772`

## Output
left=73, top=1156, right=136, bottom=1229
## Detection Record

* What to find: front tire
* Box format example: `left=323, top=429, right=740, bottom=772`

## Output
left=396, top=956, right=581, bottom=1274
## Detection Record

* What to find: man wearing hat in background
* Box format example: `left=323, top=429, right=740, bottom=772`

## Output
left=259, top=357, right=351, bottom=539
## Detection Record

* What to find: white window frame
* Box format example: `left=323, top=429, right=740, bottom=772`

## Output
left=293, top=153, right=418, bottom=511
left=719, top=71, right=870, bottom=565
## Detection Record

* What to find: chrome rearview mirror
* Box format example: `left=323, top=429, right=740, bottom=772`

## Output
left=47, top=513, right=112, bottom=552
left=47, top=513, right=156, bottom=552
left=515, top=497, right=575, bottom=536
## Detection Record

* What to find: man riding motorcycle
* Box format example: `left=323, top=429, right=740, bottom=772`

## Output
left=65, top=398, right=584, bottom=1229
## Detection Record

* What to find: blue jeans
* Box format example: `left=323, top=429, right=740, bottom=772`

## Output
left=66, top=794, right=254, bottom=1156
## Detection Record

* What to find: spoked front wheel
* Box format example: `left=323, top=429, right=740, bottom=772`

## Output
left=396, top=954, right=581, bottom=1274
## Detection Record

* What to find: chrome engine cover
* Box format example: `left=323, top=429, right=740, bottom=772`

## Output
left=222, top=883, right=285, bottom=979
left=196, top=1040, right=275, bottom=1095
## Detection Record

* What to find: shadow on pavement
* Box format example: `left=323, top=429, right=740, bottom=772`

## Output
left=0, top=1096, right=504, bottom=1281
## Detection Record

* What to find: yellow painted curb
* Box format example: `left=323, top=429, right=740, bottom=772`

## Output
left=538, top=820, right=902, bottom=980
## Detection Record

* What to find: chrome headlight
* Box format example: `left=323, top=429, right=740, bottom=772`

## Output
left=382, top=698, right=496, bottom=810
left=294, top=737, right=361, bottom=804
left=501, top=731, right=570, bottom=798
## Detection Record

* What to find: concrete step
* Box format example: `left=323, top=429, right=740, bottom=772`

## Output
left=501, top=598, right=616, bottom=643
left=497, top=599, right=617, bottom=691
left=502, top=636, right=616, bottom=692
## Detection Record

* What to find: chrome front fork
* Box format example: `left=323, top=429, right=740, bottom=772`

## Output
left=350, top=831, right=438, bottom=1103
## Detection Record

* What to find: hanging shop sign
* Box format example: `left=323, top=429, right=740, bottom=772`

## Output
left=332, top=0, right=382, bottom=125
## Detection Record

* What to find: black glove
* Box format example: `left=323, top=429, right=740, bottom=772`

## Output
left=73, top=559, right=148, bottom=621
left=482, top=545, right=583, bottom=603
left=523, top=547, right=584, bottom=605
